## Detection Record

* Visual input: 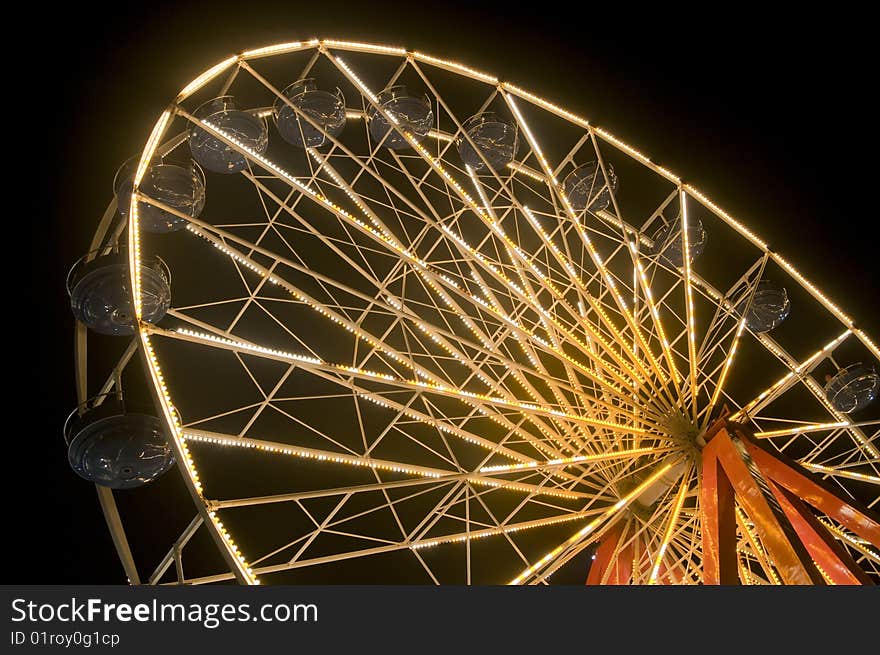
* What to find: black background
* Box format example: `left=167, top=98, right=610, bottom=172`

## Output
left=18, top=2, right=878, bottom=584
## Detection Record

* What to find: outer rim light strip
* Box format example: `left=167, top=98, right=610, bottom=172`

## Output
left=242, top=41, right=311, bottom=59
left=129, top=106, right=258, bottom=584
left=687, top=180, right=871, bottom=361
left=176, top=56, right=239, bottom=101
left=501, top=82, right=590, bottom=129
left=413, top=51, right=498, bottom=84
left=130, top=108, right=171, bottom=321
left=140, top=333, right=259, bottom=584
left=321, top=39, right=406, bottom=55
left=509, top=459, right=679, bottom=584
left=133, top=110, right=171, bottom=187
left=772, top=252, right=851, bottom=325
left=129, top=199, right=141, bottom=321
left=853, top=329, right=880, bottom=363
left=593, top=127, right=680, bottom=184
left=684, top=184, right=767, bottom=250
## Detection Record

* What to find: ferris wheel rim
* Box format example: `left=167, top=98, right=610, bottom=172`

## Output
left=69, top=37, right=878, bottom=585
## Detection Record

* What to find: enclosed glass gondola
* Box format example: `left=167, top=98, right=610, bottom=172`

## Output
left=64, top=396, right=174, bottom=490
left=68, top=251, right=171, bottom=336
left=189, top=96, right=268, bottom=173
left=114, top=157, right=206, bottom=232
left=562, top=161, right=618, bottom=213
left=274, top=78, right=346, bottom=148
left=457, top=112, right=519, bottom=171
left=368, top=85, right=433, bottom=150
left=651, top=218, right=707, bottom=268
left=825, top=364, right=880, bottom=413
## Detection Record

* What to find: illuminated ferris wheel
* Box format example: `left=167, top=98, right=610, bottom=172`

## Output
left=67, top=39, right=879, bottom=585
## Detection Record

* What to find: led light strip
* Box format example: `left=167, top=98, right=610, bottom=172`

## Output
left=593, top=126, right=680, bottom=184
left=680, top=189, right=700, bottom=419
left=413, top=51, right=498, bottom=85
left=274, top=38, right=874, bottom=367
left=190, top=116, right=570, bottom=425
left=730, top=330, right=851, bottom=421
left=176, top=56, right=238, bottom=101
left=629, top=241, right=683, bottom=385
left=242, top=41, right=313, bottom=59
left=141, top=334, right=260, bottom=584
left=182, top=430, right=580, bottom=498
left=501, top=82, right=590, bottom=129
left=801, top=462, right=880, bottom=485
left=464, top=167, right=660, bottom=399
left=735, top=507, right=781, bottom=585
left=684, top=185, right=766, bottom=250
left=648, top=470, right=691, bottom=584
left=817, top=519, right=880, bottom=562
left=479, top=445, right=672, bottom=473
left=428, top=128, right=455, bottom=143
left=321, top=39, right=407, bottom=56
left=507, top=161, right=546, bottom=182
left=439, top=223, right=641, bottom=397
left=505, top=94, right=558, bottom=186
left=755, top=422, right=850, bottom=438
left=707, top=318, right=746, bottom=413
left=127, top=105, right=265, bottom=584
left=411, top=510, right=597, bottom=550
left=519, top=206, right=664, bottom=392
left=506, top=92, right=667, bottom=387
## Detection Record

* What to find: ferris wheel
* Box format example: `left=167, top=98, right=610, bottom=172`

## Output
left=67, top=39, right=879, bottom=585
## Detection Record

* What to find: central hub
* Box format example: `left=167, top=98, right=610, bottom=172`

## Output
left=616, top=410, right=705, bottom=518
left=660, top=408, right=704, bottom=452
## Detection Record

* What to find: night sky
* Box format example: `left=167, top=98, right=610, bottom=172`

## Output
left=22, top=3, right=879, bottom=583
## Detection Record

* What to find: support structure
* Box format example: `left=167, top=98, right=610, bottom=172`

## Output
left=697, top=420, right=878, bottom=585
